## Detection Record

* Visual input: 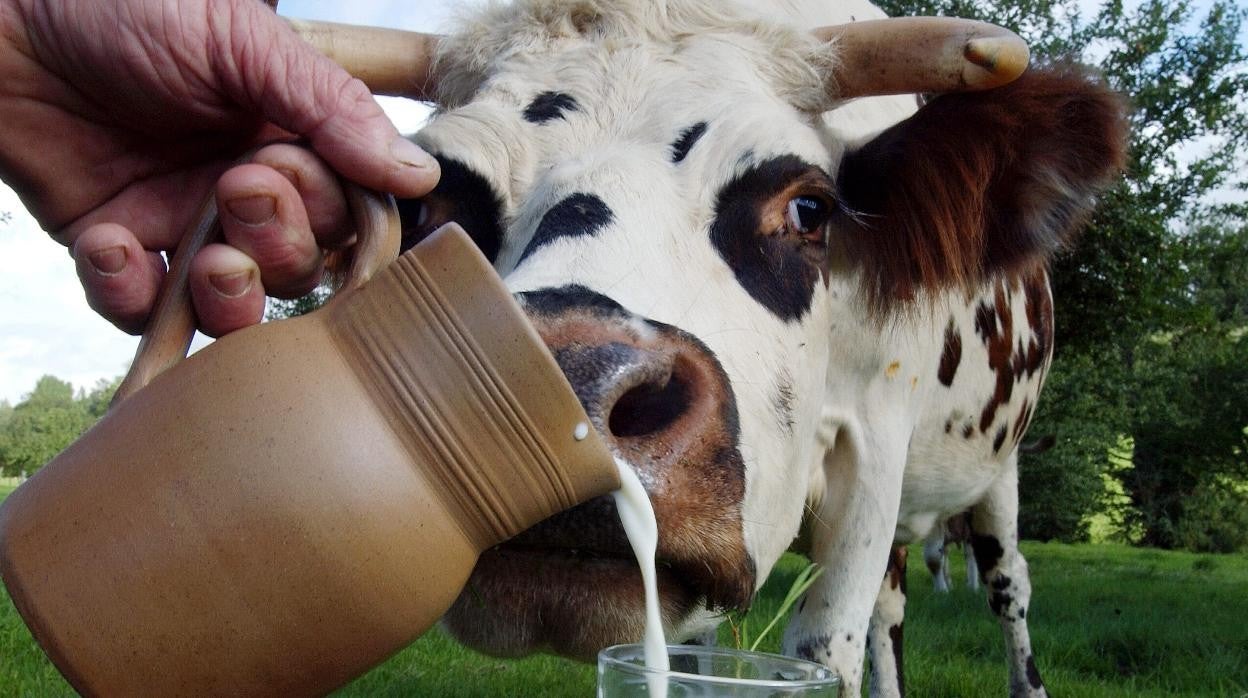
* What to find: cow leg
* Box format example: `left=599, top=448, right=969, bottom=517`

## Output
left=782, top=422, right=910, bottom=696
left=866, top=546, right=907, bottom=698
left=923, top=528, right=950, bottom=592
left=969, top=457, right=1047, bottom=698
left=963, top=540, right=981, bottom=592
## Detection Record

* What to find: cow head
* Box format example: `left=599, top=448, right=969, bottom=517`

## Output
left=383, top=0, right=1127, bottom=660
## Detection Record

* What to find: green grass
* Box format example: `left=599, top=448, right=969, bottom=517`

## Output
left=899, top=543, right=1248, bottom=697
left=2, top=479, right=1245, bottom=696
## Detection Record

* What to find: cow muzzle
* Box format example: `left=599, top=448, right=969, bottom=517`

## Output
left=440, top=285, right=755, bottom=660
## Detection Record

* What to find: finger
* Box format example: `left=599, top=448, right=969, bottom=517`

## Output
left=73, top=223, right=168, bottom=334
left=216, top=163, right=325, bottom=299
left=225, top=0, right=440, bottom=198
left=57, top=165, right=227, bottom=251
left=251, top=143, right=352, bottom=248
left=188, top=244, right=267, bottom=338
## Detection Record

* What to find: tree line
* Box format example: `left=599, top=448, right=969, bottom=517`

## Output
left=0, top=376, right=119, bottom=479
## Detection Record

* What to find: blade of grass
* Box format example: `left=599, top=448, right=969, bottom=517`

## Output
left=748, top=563, right=823, bottom=652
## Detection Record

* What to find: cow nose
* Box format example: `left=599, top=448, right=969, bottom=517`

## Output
left=511, top=287, right=755, bottom=611
left=554, top=341, right=694, bottom=444
left=519, top=289, right=732, bottom=469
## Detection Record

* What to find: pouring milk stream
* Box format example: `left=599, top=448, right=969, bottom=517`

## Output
left=612, top=458, right=671, bottom=696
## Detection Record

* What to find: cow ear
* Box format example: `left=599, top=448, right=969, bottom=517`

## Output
left=833, top=62, right=1129, bottom=312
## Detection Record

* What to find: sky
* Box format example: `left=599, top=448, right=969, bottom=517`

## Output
left=0, top=0, right=1243, bottom=404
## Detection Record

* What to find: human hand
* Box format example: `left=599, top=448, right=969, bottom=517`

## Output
left=0, top=0, right=438, bottom=335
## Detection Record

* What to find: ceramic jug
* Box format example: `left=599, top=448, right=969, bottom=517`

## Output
left=0, top=181, right=619, bottom=696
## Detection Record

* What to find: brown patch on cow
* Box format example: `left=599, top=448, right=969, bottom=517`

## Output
left=993, top=425, right=1008, bottom=453
left=834, top=64, right=1129, bottom=316
left=989, top=579, right=1014, bottom=617
left=1026, top=655, right=1044, bottom=689
left=885, top=360, right=901, bottom=379
left=1012, top=398, right=1034, bottom=444
left=889, top=623, right=906, bottom=696
left=944, top=419, right=953, bottom=434
left=938, top=319, right=962, bottom=386
left=1022, top=268, right=1054, bottom=377
left=978, top=282, right=1015, bottom=433
left=962, top=424, right=975, bottom=439
left=970, top=534, right=1005, bottom=582
left=887, top=545, right=909, bottom=592
left=1011, top=337, right=1028, bottom=378
left=974, top=301, right=996, bottom=341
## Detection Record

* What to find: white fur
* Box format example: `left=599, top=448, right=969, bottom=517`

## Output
left=416, top=1, right=1052, bottom=694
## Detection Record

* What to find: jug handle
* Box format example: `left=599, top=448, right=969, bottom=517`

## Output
left=112, top=155, right=401, bottom=405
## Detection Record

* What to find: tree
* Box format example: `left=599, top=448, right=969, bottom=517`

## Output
left=0, top=376, right=93, bottom=477
left=79, top=376, right=123, bottom=420
left=1125, top=329, right=1248, bottom=550
left=1107, top=215, right=1248, bottom=550
left=265, top=285, right=331, bottom=321
left=1016, top=352, right=1130, bottom=541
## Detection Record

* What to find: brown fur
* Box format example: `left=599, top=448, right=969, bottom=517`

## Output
left=835, top=63, right=1130, bottom=315
left=937, top=319, right=962, bottom=386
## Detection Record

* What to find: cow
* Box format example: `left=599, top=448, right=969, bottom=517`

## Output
left=923, top=511, right=980, bottom=593
left=375, top=0, right=1128, bottom=695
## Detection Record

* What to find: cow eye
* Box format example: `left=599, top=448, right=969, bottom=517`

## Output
left=395, top=156, right=504, bottom=263
left=784, top=195, right=831, bottom=238
left=397, top=197, right=443, bottom=249
left=413, top=201, right=430, bottom=228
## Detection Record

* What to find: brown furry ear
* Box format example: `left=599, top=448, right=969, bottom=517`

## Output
left=834, top=62, right=1130, bottom=312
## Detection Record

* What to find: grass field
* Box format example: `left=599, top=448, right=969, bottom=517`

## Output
left=1, top=480, right=1245, bottom=695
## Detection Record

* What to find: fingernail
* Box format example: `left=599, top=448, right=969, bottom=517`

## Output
left=210, top=270, right=255, bottom=298
left=225, top=195, right=277, bottom=226
left=390, top=136, right=438, bottom=170
left=89, top=246, right=128, bottom=276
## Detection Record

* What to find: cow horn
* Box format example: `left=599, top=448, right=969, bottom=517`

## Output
left=816, top=18, right=1030, bottom=99
left=285, top=18, right=442, bottom=101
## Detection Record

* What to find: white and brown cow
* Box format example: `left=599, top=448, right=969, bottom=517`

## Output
left=384, top=0, right=1128, bottom=695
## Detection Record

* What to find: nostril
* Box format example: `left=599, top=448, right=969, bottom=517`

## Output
left=608, top=358, right=692, bottom=439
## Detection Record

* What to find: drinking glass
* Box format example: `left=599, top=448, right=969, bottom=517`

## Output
left=597, top=644, right=840, bottom=697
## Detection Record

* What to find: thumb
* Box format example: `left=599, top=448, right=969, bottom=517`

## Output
left=224, top=0, right=440, bottom=198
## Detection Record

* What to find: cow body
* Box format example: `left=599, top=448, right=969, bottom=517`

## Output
left=788, top=269, right=1054, bottom=696
left=396, top=1, right=1127, bottom=695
